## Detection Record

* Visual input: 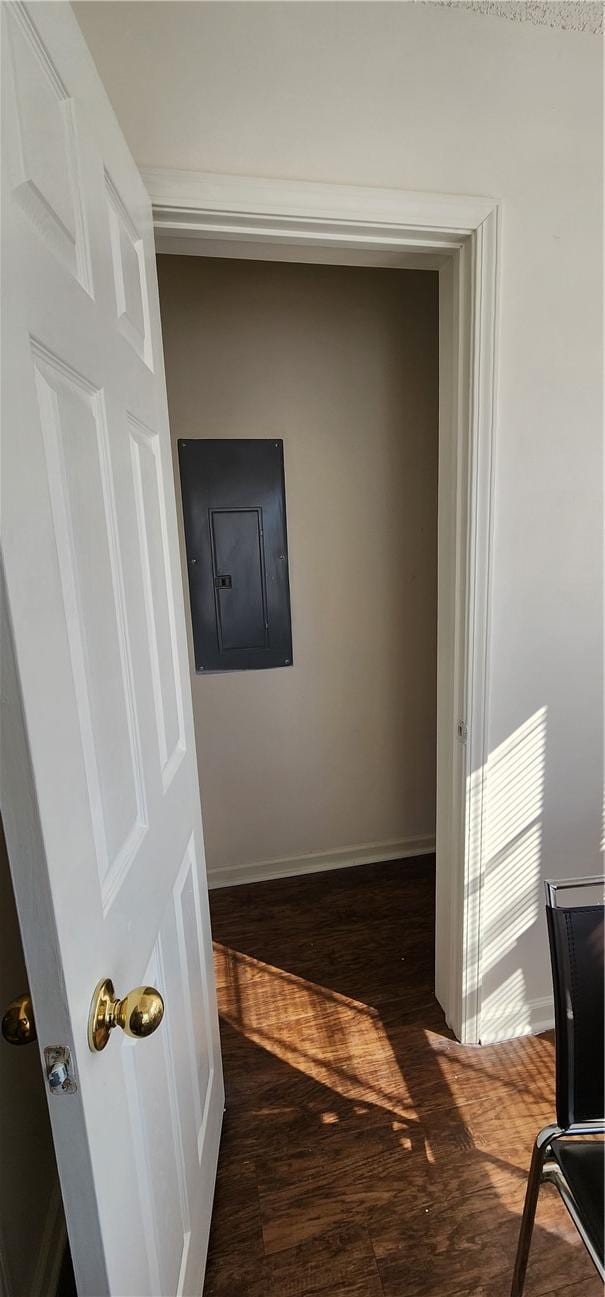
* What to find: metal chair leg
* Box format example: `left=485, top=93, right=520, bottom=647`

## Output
left=511, top=1125, right=560, bottom=1297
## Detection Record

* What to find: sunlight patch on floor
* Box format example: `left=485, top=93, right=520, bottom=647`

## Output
left=214, top=940, right=554, bottom=1177
left=214, top=941, right=422, bottom=1119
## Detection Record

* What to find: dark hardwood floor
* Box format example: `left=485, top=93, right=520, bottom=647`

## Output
left=204, top=857, right=600, bottom=1297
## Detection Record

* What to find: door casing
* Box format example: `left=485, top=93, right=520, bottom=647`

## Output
left=143, top=168, right=501, bottom=1046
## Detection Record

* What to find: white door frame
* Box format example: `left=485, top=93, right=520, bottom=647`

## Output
left=142, top=169, right=500, bottom=1046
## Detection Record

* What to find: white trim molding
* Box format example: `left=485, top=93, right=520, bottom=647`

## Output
left=144, top=168, right=500, bottom=1046
left=207, top=835, right=436, bottom=891
left=456, top=206, right=501, bottom=1045
left=143, top=168, right=495, bottom=247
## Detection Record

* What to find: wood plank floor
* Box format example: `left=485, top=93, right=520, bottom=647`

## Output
left=204, top=857, right=601, bottom=1297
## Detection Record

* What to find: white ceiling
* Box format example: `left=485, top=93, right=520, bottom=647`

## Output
left=441, top=1, right=603, bottom=34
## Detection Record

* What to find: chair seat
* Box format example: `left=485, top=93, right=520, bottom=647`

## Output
left=551, top=1140, right=605, bottom=1268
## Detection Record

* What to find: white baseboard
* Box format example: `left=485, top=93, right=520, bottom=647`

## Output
left=479, top=994, right=555, bottom=1046
left=206, top=834, right=435, bottom=889
left=30, top=1182, right=65, bottom=1297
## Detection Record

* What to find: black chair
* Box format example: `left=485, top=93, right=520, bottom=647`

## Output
left=511, top=876, right=605, bottom=1296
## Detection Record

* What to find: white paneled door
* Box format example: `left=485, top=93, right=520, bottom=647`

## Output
left=0, top=4, right=223, bottom=1294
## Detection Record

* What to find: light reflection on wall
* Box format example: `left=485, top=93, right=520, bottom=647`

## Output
left=479, top=706, right=547, bottom=1041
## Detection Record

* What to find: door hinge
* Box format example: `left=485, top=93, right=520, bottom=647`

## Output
left=456, top=719, right=468, bottom=743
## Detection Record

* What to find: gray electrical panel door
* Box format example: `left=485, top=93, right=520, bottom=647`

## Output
left=178, top=439, right=293, bottom=672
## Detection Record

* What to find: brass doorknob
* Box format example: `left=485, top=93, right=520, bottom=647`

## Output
left=2, top=993, right=37, bottom=1046
left=88, top=978, right=164, bottom=1052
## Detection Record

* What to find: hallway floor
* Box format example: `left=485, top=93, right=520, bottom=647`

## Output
left=204, top=858, right=600, bottom=1297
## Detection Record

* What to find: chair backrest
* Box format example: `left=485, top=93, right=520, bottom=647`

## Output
left=545, top=878, right=605, bottom=1128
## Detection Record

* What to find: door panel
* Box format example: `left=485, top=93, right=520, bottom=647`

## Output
left=32, top=343, right=147, bottom=896
left=4, top=6, right=92, bottom=292
left=1, top=5, right=223, bottom=1294
left=128, top=411, right=185, bottom=786
left=106, top=171, right=153, bottom=366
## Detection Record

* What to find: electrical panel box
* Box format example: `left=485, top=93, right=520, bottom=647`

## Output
left=178, top=438, right=293, bottom=673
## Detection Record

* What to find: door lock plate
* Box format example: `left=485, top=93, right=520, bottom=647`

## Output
left=44, top=1045, right=77, bottom=1095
